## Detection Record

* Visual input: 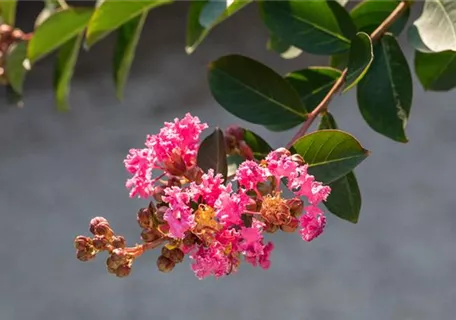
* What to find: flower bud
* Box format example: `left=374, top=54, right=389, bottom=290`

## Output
left=157, top=255, right=175, bottom=273
left=137, top=207, right=153, bottom=229
left=11, top=29, right=23, bottom=40
left=164, top=152, right=187, bottom=176
left=225, top=125, right=245, bottom=141
left=280, top=217, right=299, bottom=233
left=0, top=24, right=12, bottom=35
left=74, top=235, right=92, bottom=251
left=264, top=222, right=279, bottom=233
left=286, top=198, right=304, bottom=217
left=153, top=186, right=166, bottom=202
left=110, top=248, right=128, bottom=265
left=245, top=198, right=258, bottom=211
left=224, top=134, right=237, bottom=154
left=161, top=247, right=185, bottom=264
left=275, top=147, right=291, bottom=157
left=185, top=166, right=203, bottom=184
left=89, top=217, right=109, bottom=235
left=239, top=141, right=254, bottom=160
left=141, top=228, right=161, bottom=243
left=290, top=154, right=305, bottom=166
left=115, top=263, right=132, bottom=277
left=167, top=177, right=182, bottom=187
left=112, top=236, right=126, bottom=249
left=94, top=222, right=113, bottom=238
left=155, top=205, right=167, bottom=223
left=183, top=232, right=199, bottom=247
left=92, top=235, right=110, bottom=250
left=76, top=248, right=96, bottom=262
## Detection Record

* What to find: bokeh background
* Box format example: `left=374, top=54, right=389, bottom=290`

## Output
left=1, top=2, right=456, bottom=319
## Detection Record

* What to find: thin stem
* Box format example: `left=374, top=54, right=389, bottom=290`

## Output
left=285, top=0, right=411, bottom=149
left=57, top=0, right=69, bottom=10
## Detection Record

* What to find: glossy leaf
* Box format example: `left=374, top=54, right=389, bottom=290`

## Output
left=267, top=34, right=302, bottom=59
left=259, top=0, right=357, bottom=55
left=351, top=0, right=410, bottom=35
left=208, top=54, right=307, bottom=129
left=186, top=0, right=250, bottom=53
left=28, top=8, right=93, bottom=64
left=415, top=50, right=456, bottom=91
left=329, top=52, right=349, bottom=69
left=318, top=113, right=361, bottom=224
left=54, top=33, right=83, bottom=111
left=343, top=32, right=373, bottom=92
left=243, top=129, right=272, bottom=160
left=357, top=34, right=412, bottom=142
left=292, top=130, right=369, bottom=184
left=408, top=0, right=456, bottom=52
left=113, top=12, right=147, bottom=100
left=285, top=67, right=342, bottom=112
left=197, top=128, right=228, bottom=179
left=86, top=0, right=171, bottom=48
left=5, top=41, right=28, bottom=95
left=0, top=0, right=17, bottom=26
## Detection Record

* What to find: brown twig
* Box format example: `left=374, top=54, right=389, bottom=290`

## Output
left=286, top=0, right=411, bottom=149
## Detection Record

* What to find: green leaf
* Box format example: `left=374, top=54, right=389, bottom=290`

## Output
left=415, top=50, right=456, bottom=91
left=351, top=0, right=410, bottom=35
left=54, top=33, right=83, bottom=111
left=113, top=12, right=147, bottom=100
left=343, top=32, right=373, bottom=92
left=267, top=33, right=302, bottom=59
left=208, top=54, right=307, bottom=129
left=329, top=52, right=349, bottom=69
left=86, top=0, right=171, bottom=48
left=317, top=113, right=361, bottom=224
left=357, top=34, right=412, bottom=142
left=28, top=8, right=93, bottom=64
left=408, top=0, right=456, bottom=52
left=259, top=0, right=357, bottom=55
left=34, top=0, right=60, bottom=28
left=5, top=41, right=28, bottom=95
left=227, top=154, right=245, bottom=177
left=285, top=67, right=342, bottom=112
left=197, top=128, right=228, bottom=179
left=186, top=0, right=250, bottom=54
left=243, top=129, right=272, bottom=160
left=292, top=129, right=369, bottom=184
left=0, top=0, right=17, bottom=26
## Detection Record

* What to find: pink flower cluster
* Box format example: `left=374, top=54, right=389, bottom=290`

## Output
left=121, top=113, right=331, bottom=279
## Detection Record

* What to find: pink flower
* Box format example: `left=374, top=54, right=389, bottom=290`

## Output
left=240, top=220, right=274, bottom=269
left=214, top=185, right=249, bottom=226
left=190, top=228, right=241, bottom=279
left=124, top=148, right=154, bottom=198
left=145, top=113, right=208, bottom=167
left=288, top=166, right=331, bottom=205
left=266, top=149, right=298, bottom=179
left=299, top=205, right=326, bottom=242
left=234, top=160, right=268, bottom=190
left=124, top=113, right=207, bottom=198
left=162, top=186, right=195, bottom=239
left=190, top=169, right=226, bottom=206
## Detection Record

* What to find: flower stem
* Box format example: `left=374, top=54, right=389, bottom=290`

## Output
left=285, top=0, right=411, bottom=149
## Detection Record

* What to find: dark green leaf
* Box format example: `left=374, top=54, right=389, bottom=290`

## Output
left=5, top=85, right=23, bottom=107
left=292, top=129, right=369, bottom=184
left=186, top=0, right=250, bottom=54
left=267, top=33, right=302, bottom=59
left=5, top=41, right=28, bottom=95
left=357, top=34, right=412, bottom=142
left=351, top=0, right=410, bottom=35
left=259, top=0, right=357, bottom=55
left=243, top=129, right=272, bottom=160
left=317, top=113, right=361, bottom=224
left=208, top=54, right=307, bottom=129
left=343, top=32, right=373, bottom=92
left=415, top=50, right=456, bottom=91
left=28, top=8, right=93, bottom=64
left=286, top=67, right=342, bottom=113
left=329, top=52, right=349, bottom=69
left=197, top=128, right=228, bottom=179
left=0, top=0, right=17, bottom=26
left=54, top=33, right=83, bottom=111
left=113, top=12, right=147, bottom=100
left=408, top=0, right=456, bottom=52
left=86, top=0, right=171, bottom=48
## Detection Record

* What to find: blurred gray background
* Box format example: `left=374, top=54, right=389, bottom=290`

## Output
left=1, top=2, right=456, bottom=320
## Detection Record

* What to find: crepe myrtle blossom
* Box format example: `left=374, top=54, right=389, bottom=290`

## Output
left=75, top=115, right=331, bottom=279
